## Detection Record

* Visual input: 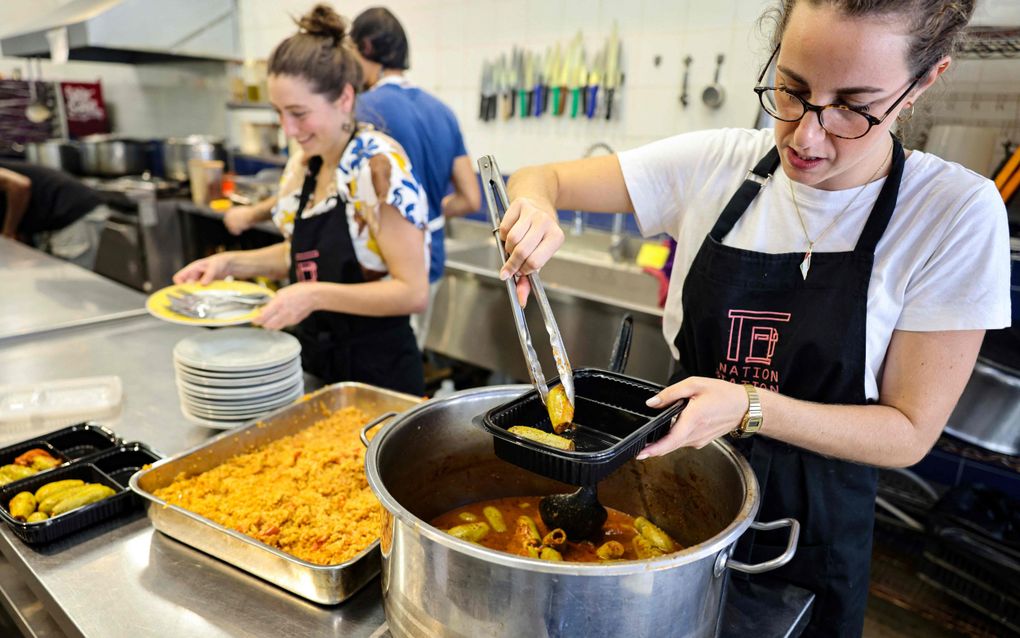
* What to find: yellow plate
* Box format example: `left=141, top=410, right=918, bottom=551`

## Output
left=146, top=280, right=274, bottom=327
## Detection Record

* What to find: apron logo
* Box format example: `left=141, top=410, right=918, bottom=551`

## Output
left=295, top=250, right=320, bottom=282
left=717, top=309, right=791, bottom=390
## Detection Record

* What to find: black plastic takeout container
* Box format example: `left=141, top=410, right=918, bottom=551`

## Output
left=0, top=441, right=161, bottom=544
left=0, top=422, right=120, bottom=471
left=480, top=368, right=686, bottom=486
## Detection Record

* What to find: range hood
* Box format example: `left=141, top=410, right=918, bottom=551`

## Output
left=0, top=0, right=238, bottom=64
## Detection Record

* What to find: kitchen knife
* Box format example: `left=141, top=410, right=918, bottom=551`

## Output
left=604, top=23, right=620, bottom=120
left=572, top=49, right=587, bottom=119
left=478, top=61, right=490, bottom=121
left=586, top=48, right=605, bottom=119
left=520, top=50, right=531, bottom=119
left=507, top=49, right=520, bottom=120
left=532, top=50, right=544, bottom=117
left=541, top=45, right=557, bottom=116
left=558, top=34, right=580, bottom=116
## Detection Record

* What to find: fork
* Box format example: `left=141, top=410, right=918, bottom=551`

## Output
left=169, top=291, right=271, bottom=306
left=166, top=293, right=268, bottom=319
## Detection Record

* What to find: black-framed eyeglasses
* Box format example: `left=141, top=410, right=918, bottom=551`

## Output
left=753, top=45, right=922, bottom=140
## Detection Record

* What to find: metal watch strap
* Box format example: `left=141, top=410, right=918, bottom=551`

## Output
left=733, top=383, right=763, bottom=438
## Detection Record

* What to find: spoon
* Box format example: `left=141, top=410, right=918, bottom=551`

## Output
left=25, top=58, right=52, bottom=124
left=539, top=485, right=607, bottom=541
left=537, top=315, right=632, bottom=541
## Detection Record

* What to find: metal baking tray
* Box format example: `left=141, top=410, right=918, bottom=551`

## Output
left=129, top=382, right=423, bottom=604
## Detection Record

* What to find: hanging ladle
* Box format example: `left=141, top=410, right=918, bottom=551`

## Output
left=25, top=58, right=52, bottom=124
left=538, top=314, right=634, bottom=540
left=701, top=54, right=726, bottom=110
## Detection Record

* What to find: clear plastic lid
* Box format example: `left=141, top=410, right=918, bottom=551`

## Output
left=0, top=376, right=123, bottom=434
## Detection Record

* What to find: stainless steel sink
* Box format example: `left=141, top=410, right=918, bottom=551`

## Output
left=442, top=244, right=661, bottom=315
left=426, top=221, right=673, bottom=384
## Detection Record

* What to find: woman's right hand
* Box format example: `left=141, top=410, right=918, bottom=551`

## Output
left=498, top=196, right=564, bottom=306
left=173, top=253, right=232, bottom=285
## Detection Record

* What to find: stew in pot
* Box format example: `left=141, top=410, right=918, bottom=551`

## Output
left=431, top=496, right=679, bottom=563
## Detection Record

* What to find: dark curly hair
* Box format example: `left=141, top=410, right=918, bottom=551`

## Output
left=267, top=4, right=363, bottom=101
left=761, top=0, right=976, bottom=77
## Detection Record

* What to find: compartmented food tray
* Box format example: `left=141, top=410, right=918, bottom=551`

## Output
left=0, top=423, right=121, bottom=488
left=129, top=382, right=423, bottom=605
left=0, top=442, right=161, bottom=544
left=481, top=368, right=685, bottom=485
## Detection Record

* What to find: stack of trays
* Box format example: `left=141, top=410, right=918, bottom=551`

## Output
left=173, top=328, right=304, bottom=429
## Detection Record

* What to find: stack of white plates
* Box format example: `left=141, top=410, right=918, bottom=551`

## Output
left=173, top=328, right=303, bottom=429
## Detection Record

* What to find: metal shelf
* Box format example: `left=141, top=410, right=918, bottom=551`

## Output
left=958, top=27, right=1020, bottom=59
left=226, top=101, right=274, bottom=110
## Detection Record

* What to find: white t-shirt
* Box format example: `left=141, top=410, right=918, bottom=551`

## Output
left=619, top=127, right=1012, bottom=400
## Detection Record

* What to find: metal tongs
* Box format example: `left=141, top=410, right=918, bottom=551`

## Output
left=477, top=155, right=575, bottom=409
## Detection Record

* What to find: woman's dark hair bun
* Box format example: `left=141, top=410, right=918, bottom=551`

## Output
left=296, top=4, right=348, bottom=45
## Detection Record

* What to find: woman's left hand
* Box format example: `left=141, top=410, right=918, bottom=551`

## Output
left=637, top=377, right=750, bottom=458
left=251, top=283, right=320, bottom=330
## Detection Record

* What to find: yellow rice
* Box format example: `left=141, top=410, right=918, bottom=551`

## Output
left=153, top=405, right=381, bottom=565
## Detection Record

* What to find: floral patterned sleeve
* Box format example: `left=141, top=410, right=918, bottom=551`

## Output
left=339, top=130, right=429, bottom=232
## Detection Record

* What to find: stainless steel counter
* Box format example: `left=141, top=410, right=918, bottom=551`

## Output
left=0, top=243, right=810, bottom=638
left=0, top=238, right=148, bottom=342
left=0, top=316, right=387, bottom=637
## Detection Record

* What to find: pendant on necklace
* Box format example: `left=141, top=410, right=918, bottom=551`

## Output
left=800, top=245, right=813, bottom=280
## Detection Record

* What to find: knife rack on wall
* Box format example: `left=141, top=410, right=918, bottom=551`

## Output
left=478, top=25, right=622, bottom=123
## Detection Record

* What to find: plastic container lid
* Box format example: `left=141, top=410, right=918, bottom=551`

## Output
left=0, top=376, right=123, bottom=435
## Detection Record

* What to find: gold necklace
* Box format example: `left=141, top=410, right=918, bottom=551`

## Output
left=788, top=144, right=893, bottom=280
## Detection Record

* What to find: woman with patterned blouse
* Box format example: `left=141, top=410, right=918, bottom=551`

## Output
left=174, top=5, right=429, bottom=395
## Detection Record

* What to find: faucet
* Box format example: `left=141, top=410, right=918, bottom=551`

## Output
left=609, top=213, right=627, bottom=262
left=572, top=143, right=617, bottom=238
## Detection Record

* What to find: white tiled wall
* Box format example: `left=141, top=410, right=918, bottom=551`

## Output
left=0, top=56, right=229, bottom=139
left=238, top=0, right=776, bottom=171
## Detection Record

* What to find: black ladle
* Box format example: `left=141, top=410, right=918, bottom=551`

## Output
left=538, top=315, right=633, bottom=540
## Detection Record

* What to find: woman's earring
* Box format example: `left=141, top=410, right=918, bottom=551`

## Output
left=341, top=120, right=354, bottom=132
left=898, top=102, right=914, bottom=124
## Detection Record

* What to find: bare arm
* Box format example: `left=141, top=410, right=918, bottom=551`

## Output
left=173, top=242, right=290, bottom=284
left=253, top=203, right=428, bottom=329
left=441, top=155, right=481, bottom=218
left=223, top=194, right=278, bottom=236
left=499, top=154, right=633, bottom=304
left=311, top=204, right=428, bottom=315
left=643, top=329, right=984, bottom=468
left=0, top=168, right=32, bottom=238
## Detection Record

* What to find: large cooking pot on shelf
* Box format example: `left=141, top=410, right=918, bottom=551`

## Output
left=162, top=135, right=227, bottom=182
left=365, top=386, right=799, bottom=638
left=25, top=139, right=82, bottom=174
left=79, top=135, right=148, bottom=176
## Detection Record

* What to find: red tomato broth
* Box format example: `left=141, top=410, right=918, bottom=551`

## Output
left=430, top=496, right=678, bottom=562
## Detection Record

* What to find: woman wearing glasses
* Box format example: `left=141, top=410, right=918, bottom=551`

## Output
left=499, top=1, right=1010, bottom=635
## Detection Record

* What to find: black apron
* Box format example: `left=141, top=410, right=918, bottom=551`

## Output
left=289, top=155, right=424, bottom=396
left=670, top=137, right=904, bottom=637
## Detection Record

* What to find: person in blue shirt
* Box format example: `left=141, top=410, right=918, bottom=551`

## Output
left=350, top=7, right=480, bottom=343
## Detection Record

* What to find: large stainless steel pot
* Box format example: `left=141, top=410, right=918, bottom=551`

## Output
left=79, top=135, right=148, bottom=176
left=366, top=386, right=799, bottom=638
left=25, top=139, right=81, bottom=174
left=163, top=135, right=227, bottom=181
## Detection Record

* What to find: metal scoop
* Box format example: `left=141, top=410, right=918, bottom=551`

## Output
left=25, top=58, right=52, bottom=124
left=477, top=155, right=575, bottom=412
left=539, top=315, right=634, bottom=540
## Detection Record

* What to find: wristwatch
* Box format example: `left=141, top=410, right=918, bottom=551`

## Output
left=732, top=384, right=763, bottom=438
